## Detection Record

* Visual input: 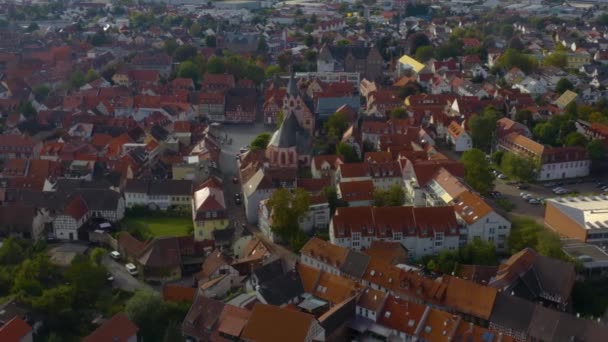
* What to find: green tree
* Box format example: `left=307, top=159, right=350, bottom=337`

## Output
left=408, top=32, right=431, bottom=55
left=0, top=237, right=25, bottom=265
left=84, top=69, right=100, bottom=83
left=389, top=107, right=409, bottom=119
left=564, top=132, right=588, bottom=147
left=304, top=34, right=314, bottom=47
left=27, top=22, right=39, bottom=32
left=267, top=188, right=311, bottom=247
left=206, top=57, right=225, bottom=74
left=250, top=132, right=271, bottom=151
left=33, top=85, right=50, bottom=102
left=336, top=39, right=350, bottom=47
left=163, top=39, right=179, bottom=55
left=337, top=142, right=359, bottom=163
left=496, top=48, right=537, bottom=73
left=205, top=35, right=217, bottom=47
left=173, top=45, right=198, bottom=62
left=500, top=152, right=537, bottom=182
left=533, top=121, right=559, bottom=146
left=587, top=139, right=605, bottom=161
left=90, top=247, right=106, bottom=265
left=555, top=77, right=574, bottom=94
left=12, top=254, right=58, bottom=300
left=189, top=22, right=202, bottom=37
left=491, top=150, right=504, bottom=165
left=324, top=112, right=349, bottom=139
left=544, top=52, right=567, bottom=68
left=19, top=102, right=37, bottom=118
left=65, top=256, right=106, bottom=305
left=257, top=36, right=268, bottom=52
left=461, top=149, right=494, bottom=195
left=468, top=106, right=500, bottom=152
left=414, top=45, right=435, bottom=62
left=515, top=109, right=533, bottom=127
left=69, top=70, right=86, bottom=89
left=373, top=184, right=406, bottom=206
left=125, top=290, right=167, bottom=341
left=177, top=61, right=200, bottom=83
left=265, top=65, right=281, bottom=78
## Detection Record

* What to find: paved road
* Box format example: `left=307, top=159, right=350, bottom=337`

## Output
left=102, top=255, right=155, bottom=293
left=217, top=124, right=273, bottom=241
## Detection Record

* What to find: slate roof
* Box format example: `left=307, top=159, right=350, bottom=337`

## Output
left=82, top=313, right=138, bottom=342
left=252, top=259, right=284, bottom=285
left=138, top=237, right=182, bottom=268
left=340, top=250, right=371, bottom=279
left=182, top=293, right=225, bottom=341
left=489, top=292, right=536, bottom=334
left=257, top=270, right=304, bottom=306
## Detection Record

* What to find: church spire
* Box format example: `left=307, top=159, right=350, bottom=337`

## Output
left=287, top=65, right=297, bottom=96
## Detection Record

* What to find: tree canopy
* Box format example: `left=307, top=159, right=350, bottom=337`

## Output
left=468, top=106, right=501, bottom=152
left=337, top=142, right=359, bottom=163
left=461, top=149, right=494, bottom=195
left=373, top=185, right=406, bottom=207
left=324, top=112, right=349, bottom=140
left=555, top=77, right=574, bottom=94
left=267, top=188, right=311, bottom=249
left=500, top=152, right=537, bottom=182
left=250, top=132, right=271, bottom=151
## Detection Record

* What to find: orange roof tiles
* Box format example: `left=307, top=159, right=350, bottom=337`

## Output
left=418, top=307, right=461, bottom=341
left=300, top=237, right=349, bottom=268
left=378, top=295, right=426, bottom=336
left=162, top=284, right=197, bottom=303
left=452, top=190, right=494, bottom=224
left=241, top=304, right=317, bottom=342
left=442, top=276, right=497, bottom=320
left=339, top=180, right=374, bottom=202
left=216, top=304, right=251, bottom=338
left=357, top=287, right=387, bottom=312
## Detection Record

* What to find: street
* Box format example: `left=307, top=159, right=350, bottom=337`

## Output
left=102, top=255, right=155, bottom=293
left=217, top=123, right=273, bottom=240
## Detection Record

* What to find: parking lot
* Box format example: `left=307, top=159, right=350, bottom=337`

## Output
left=490, top=178, right=607, bottom=223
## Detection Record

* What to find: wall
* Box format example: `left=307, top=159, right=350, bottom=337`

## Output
left=538, top=160, right=590, bottom=181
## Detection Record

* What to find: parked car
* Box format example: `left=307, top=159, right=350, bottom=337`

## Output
left=232, top=177, right=239, bottom=184
left=544, top=182, right=556, bottom=188
left=125, top=263, right=138, bottom=276
left=110, top=251, right=121, bottom=260
left=490, top=191, right=502, bottom=199
left=235, top=197, right=242, bottom=205
left=517, top=183, right=530, bottom=190
left=106, top=273, right=114, bottom=283
left=528, top=198, right=540, bottom=205
left=519, top=192, right=530, bottom=198
left=497, top=174, right=507, bottom=180
left=239, top=145, right=250, bottom=153
left=506, top=181, right=518, bottom=186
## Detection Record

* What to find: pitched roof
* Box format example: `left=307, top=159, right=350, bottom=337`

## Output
left=241, top=304, right=318, bottom=342
left=398, top=54, right=425, bottom=72
left=338, top=180, right=374, bottom=202
left=0, top=317, right=32, bottom=342
left=82, top=313, right=139, bottom=342
left=138, top=237, right=182, bottom=268
left=300, top=237, right=348, bottom=269
left=63, top=194, right=88, bottom=220
left=442, top=276, right=497, bottom=320
left=500, top=132, right=545, bottom=157
left=182, top=294, right=225, bottom=341
left=216, top=304, right=251, bottom=338
left=554, top=90, right=578, bottom=109
left=452, top=190, right=494, bottom=224
left=162, top=285, right=197, bottom=303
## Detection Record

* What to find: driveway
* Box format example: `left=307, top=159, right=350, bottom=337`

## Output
left=102, top=255, right=155, bottom=293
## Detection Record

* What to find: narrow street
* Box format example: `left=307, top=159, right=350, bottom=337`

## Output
left=102, top=255, right=156, bottom=293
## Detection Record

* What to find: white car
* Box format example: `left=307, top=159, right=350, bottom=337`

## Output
left=110, top=251, right=121, bottom=260
left=125, top=263, right=138, bottom=276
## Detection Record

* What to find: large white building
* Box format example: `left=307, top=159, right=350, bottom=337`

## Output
left=545, top=195, right=608, bottom=243
left=124, top=179, right=193, bottom=210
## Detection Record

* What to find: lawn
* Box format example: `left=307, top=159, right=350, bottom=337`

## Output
left=122, top=216, right=193, bottom=238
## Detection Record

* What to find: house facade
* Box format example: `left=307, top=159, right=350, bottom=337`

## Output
left=125, top=179, right=193, bottom=210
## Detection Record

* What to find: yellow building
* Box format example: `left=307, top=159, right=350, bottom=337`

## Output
left=566, top=51, right=591, bottom=69
left=192, top=177, right=229, bottom=241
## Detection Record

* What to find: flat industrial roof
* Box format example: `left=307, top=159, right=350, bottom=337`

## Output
left=563, top=244, right=608, bottom=262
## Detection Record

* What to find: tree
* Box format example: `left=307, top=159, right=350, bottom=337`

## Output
left=491, top=150, right=504, bottom=165
left=496, top=48, right=537, bottom=73
left=408, top=32, right=431, bottom=55
left=468, top=106, right=500, bottom=152
left=173, top=45, right=198, bottom=62
left=324, top=112, right=349, bottom=139
left=65, top=256, right=106, bottom=305
left=164, top=39, right=178, bottom=55
left=508, top=217, right=569, bottom=260
left=0, top=238, right=25, bottom=265
left=189, top=22, right=202, bottom=37
left=564, top=132, right=588, bottom=147
left=373, top=185, right=406, bottom=206
left=177, top=61, right=200, bottom=83
left=500, top=152, right=537, bottom=182
left=69, top=70, right=86, bottom=89
left=125, top=290, right=167, bottom=341
left=543, top=52, right=567, bottom=68
left=26, top=22, right=39, bottom=32
left=84, top=69, right=100, bottom=83
left=90, top=31, right=108, bottom=46
left=414, top=45, right=435, bottom=62
left=555, top=77, right=574, bottom=94
left=19, top=102, right=37, bottom=118
left=250, top=132, right=271, bottom=151
left=461, top=149, right=494, bottom=195
left=266, top=188, right=311, bottom=248
left=507, top=36, right=525, bottom=51
left=257, top=36, right=268, bottom=52
left=277, top=50, right=292, bottom=71
left=336, top=142, right=359, bottom=163
left=304, top=34, right=314, bottom=47
left=336, top=39, right=350, bottom=47
left=205, top=35, right=217, bottom=47
left=515, top=109, right=533, bottom=127
left=389, top=107, right=409, bottom=119
left=587, top=139, right=605, bottom=161
left=33, top=85, right=50, bottom=102
left=89, top=247, right=106, bottom=265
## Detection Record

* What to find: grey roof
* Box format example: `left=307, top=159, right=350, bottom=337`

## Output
left=340, top=250, right=371, bottom=279
left=269, top=111, right=299, bottom=148
left=489, top=293, right=536, bottom=333
left=287, top=71, right=298, bottom=97
left=252, top=259, right=284, bottom=284
left=125, top=179, right=148, bottom=193
left=316, top=96, right=361, bottom=119
left=78, top=189, right=121, bottom=211
left=257, top=270, right=304, bottom=306
left=327, top=45, right=374, bottom=61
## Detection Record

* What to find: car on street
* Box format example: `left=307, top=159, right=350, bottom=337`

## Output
left=234, top=193, right=241, bottom=199
left=544, top=182, right=556, bottom=188
left=106, top=272, right=114, bottom=283
left=239, top=145, right=250, bottom=153
left=235, top=197, right=242, bottom=205
left=497, top=174, right=507, bottom=180
left=125, top=263, right=138, bottom=276
left=517, top=183, right=530, bottom=190
left=489, top=191, right=502, bottom=199
left=110, top=251, right=121, bottom=260
left=519, top=192, right=531, bottom=199
left=528, top=198, right=541, bottom=205
left=232, top=177, right=239, bottom=184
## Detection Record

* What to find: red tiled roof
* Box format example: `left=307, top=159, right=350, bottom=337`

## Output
left=63, top=194, right=88, bottom=220
left=339, top=180, right=374, bottom=202
left=162, top=284, right=197, bottom=303
left=82, top=313, right=139, bottom=342
left=0, top=317, right=31, bottom=342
